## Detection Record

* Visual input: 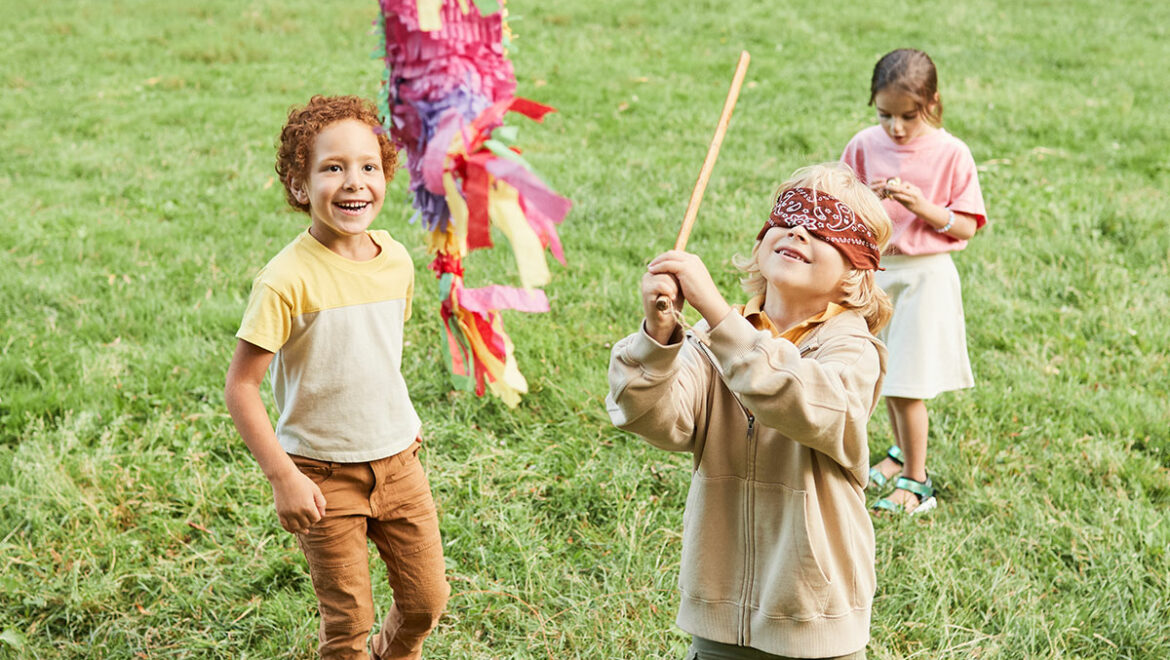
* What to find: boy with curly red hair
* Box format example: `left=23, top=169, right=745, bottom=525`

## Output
left=225, top=95, right=449, bottom=659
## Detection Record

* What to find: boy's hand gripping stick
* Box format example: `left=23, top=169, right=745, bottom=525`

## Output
left=656, top=51, right=751, bottom=312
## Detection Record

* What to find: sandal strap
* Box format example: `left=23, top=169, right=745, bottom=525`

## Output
left=886, top=445, right=904, bottom=465
left=867, top=467, right=890, bottom=489
left=893, top=476, right=934, bottom=502
left=871, top=498, right=902, bottom=513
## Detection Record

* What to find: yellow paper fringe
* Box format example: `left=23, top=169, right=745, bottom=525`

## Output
left=488, top=180, right=550, bottom=289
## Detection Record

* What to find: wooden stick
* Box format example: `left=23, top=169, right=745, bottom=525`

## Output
left=656, top=50, right=751, bottom=312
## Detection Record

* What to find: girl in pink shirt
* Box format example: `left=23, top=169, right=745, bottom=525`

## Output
left=841, top=49, right=987, bottom=515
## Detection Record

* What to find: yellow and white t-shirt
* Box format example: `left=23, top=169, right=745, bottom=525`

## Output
left=237, top=229, right=420, bottom=462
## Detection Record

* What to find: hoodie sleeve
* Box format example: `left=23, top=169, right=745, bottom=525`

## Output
left=605, top=322, right=713, bottom=454
left=704, top=311, right=883, bottom=474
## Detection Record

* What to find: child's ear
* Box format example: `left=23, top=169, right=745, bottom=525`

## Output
left=929, top=92, right=941, bottom=114
left=290, top=180, right=309, bottom=205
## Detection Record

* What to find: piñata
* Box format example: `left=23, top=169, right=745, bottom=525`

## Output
left=375, top=0, right=571, bottom=407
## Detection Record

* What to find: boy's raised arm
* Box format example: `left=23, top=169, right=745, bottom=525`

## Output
left=606, top=320, right=715, bottom=454
left=707, top=314, right=882, bottom=474
left=224, top=339, right=326, bottom=534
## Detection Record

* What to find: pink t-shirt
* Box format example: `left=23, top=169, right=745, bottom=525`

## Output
left=841, top=125, right=987, bottom=255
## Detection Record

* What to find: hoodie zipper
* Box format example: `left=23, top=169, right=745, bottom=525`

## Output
left=739, top=411, right=756, bottom=647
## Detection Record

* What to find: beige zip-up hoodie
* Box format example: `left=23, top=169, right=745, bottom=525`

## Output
left=606, top=306, right=886, bottom=658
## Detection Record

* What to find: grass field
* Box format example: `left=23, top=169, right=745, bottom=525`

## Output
left=2, top=0, right=1169, bottom=657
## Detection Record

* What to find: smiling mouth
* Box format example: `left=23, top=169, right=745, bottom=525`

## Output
left=777, top=247, right=809, bottom=263
left=335, top=201, right=371, bottom=214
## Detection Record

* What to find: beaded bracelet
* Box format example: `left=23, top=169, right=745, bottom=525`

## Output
left=935, top=209, right=955, bottom=234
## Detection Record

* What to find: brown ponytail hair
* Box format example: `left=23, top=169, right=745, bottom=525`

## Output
left=869, top=48, right=943, bottom=127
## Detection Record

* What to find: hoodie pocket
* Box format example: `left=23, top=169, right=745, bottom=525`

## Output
left=678, top=475, right=746, bottom=603
left=751, top=484, right=831, bottom=619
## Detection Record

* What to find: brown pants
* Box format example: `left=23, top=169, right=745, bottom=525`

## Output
left=292, top=442, right=450, bottom=660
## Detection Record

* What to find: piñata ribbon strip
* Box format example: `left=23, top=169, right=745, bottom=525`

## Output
left=487, top=179, right=550, bottom=289
left=460, top=285, right=549, bottom=314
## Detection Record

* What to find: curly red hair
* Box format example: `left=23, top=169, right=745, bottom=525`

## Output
left=275, top=95, right=398, bottom=213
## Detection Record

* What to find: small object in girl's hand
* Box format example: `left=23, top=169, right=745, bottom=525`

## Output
left=882, top=176, right=901, bottom=199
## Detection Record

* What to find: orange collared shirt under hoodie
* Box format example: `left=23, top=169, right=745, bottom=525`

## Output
left=737, top=294, right=849, bottom=347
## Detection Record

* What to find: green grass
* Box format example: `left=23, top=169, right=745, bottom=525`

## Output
left=2, top=0, right=1169, bottom=657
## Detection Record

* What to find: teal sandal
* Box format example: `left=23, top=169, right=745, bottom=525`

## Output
left=872, top=474, right=937, bottom=515
left=867, top=445, right=904, bottom=491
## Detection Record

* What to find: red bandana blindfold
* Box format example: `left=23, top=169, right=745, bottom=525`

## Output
left=756, top=187, right=881, bottom=271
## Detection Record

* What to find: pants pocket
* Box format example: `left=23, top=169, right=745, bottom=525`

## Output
left=290, top=454, right=335, bottom=484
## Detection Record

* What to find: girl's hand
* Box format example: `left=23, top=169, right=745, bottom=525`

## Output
left=270, top=467, right=327, bottom=535
left=885, top=178, right=928, bottom=214
left=869, top=179, right=893, bottom=199
left=641, top=271, right=681, bottom=344
left=647, top=251, right=732, bottom=329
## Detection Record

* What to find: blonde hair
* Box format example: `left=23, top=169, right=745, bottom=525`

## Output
left=733, top=162, right=894, bottom=333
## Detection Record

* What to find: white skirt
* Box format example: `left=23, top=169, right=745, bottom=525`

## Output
left=876, top=252, right=974, bottom=399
